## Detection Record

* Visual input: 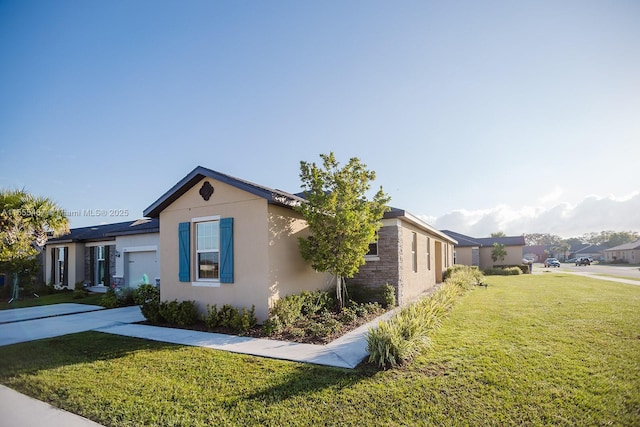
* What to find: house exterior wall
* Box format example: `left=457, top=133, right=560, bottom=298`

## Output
left=115, top=233, right=160, bottom=287
left=454, top=247, right=474, bottom=266
left=158, top=177, right=326, bottom=322
left=348, top=221, right=401, bottom=301
left=45, top=243, right=83, bottom=289
left=350, top=218, right=452, bottom=306
left=266, top=204, right=331, bottom=308
left=479, top=245, right=524, bottom=269
left=605, top=248, right=640, bottom=264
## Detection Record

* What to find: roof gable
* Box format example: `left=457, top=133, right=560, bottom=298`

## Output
left=47, top=218, right=159, bottom=244
left=604, top=240, right=640, bottom=251
left=143, top=166, right=305, bottom=218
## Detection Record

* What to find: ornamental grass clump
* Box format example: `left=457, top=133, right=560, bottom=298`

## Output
left=367, top=265, right=482, bottom=369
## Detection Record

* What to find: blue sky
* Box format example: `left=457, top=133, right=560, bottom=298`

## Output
left=1, top=1, right=639, bottom=238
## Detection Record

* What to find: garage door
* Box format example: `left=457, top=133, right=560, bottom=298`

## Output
left=126, top=251, right=158, bottom=288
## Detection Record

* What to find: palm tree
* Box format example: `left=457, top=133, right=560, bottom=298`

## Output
left=0, top=189, right=69, bottom=301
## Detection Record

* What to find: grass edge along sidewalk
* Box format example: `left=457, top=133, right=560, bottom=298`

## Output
left=0, top=273, right=638, bottom=426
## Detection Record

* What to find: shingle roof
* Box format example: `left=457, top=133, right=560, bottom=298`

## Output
left=47, top=218, right=159, bottom=244
left=143, top=166, right=305, bottom=218
left=603, top=240, right=640, bottom=251
left=441, top=230, right=525, bottom=247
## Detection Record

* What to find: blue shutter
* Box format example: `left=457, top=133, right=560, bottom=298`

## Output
left=220, top=217, right=234, bottom=283
left=178, top=222, right=191, bottom=282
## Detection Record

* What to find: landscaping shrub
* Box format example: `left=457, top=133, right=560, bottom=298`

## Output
left=300, top=290, right=335, bottom=315
left=263, top=289, right=386, bottom=342
left=483, top=266, right=522, bottom=276
left=100, top=288, right=118, bottom=308
left=202, top=304, right=257, bottom=334
left=73, top=289, right=88, bottom=299
left=367, top=265, right=481, bottom=369
left=217, top=304, right=238, bottom=328
left=345, top=282, right=396, bottom=308
left=203, top=304, right=219, bottom=329
left=230, top=305, right=258, bottom=334
left=133, top=284, right=163, bottom=324
left=159, top=300, right=198, bottom=327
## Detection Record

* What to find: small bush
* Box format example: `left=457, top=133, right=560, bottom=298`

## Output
left=230, top=305, right=257, bottom=334
left=300, top=290, right=334, bottom=315
left=339, top=306, right=358, bottom=325
left=269, top=295, right=304, bottom=327
left=346, top=282, right=396, bottom=307
left=217, top=304, right=238, bottom=328
left=483, top=267, right=522, bottom=276
left=133, top=284, right=163, bottom=324
left=381, top=284, right=396, bottom=308
left=73, top=289, right=88, bottom=299
left=262, top=315, right=283, bottom=335
left=159, top=300, right=198, bottom=326
left=100, top=288, right=118, bottom=308
left=203, top=304, right=219, bottom=329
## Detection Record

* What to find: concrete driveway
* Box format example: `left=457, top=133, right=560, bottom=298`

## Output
left=0, top=305, right=145, bottom=347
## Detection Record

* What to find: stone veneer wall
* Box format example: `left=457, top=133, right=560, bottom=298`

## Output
left=348, top=224, right=401, bottom=301
left=83, top=244, right=116, bottom=286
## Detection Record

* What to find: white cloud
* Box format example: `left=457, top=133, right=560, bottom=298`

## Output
left=420, top=192, right=640, bottom=238
left=538, top=186, right=564, bottom=204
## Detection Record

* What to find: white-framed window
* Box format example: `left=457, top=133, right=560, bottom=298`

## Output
left=195, top=220, right=220, bottom=281
left=95, top=245, right=106, bottom=285
left=411, top=232, right=418, bottom=272
left=57, top=247, right=65, bottom=283
left=426, top=237, right=431, bottom=271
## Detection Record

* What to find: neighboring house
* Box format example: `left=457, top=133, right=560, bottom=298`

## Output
left=441, top=230, right=526, bottom=270
left=349, top=208, right=457, bottom=306
left=44, top=218, right=159, bottom=291
left=603, top=240, right=640, bottom=264
left=143, top=166, right=457, bottom=321
left=522, top=245, right=548, bottom=262
left=571, top=244, right=606, bottom=262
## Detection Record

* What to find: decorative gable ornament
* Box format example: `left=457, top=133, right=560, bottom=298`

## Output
left=199, top=181, right=214, bottom=201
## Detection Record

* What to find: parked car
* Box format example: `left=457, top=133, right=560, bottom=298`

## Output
left=576, top=257, right=591, bottom=266
left=544, top=258, right=560, bottom=267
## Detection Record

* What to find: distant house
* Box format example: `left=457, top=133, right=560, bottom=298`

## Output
left=441, top=230, right=526, bottom=270
left=143, top=166, right=457, bottom=321
left=570, top=244, right=607, bottom=262
left=349, top=208, right=457, bottom=306
left=44, top=219, right=159, bottom=291
left=522, top=245, right=548, bottom=263
left=603, top=240, right=640, bottom=264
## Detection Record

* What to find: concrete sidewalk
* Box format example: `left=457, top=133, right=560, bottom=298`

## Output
left=0, top=384, right=105, bottom=427
left=98, top=307, right=397, bottom=369
left=0, top=306, right=145, bottom=347
left=0, top=303, right=104, bottom=324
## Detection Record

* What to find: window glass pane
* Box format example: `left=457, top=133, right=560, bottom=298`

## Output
left=198, top=252, right=219, bottom=279
left=197, top=222, right=219, bottom=251
left=367, top=242, right=378, bottom=256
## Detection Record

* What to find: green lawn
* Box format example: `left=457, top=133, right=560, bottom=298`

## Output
left=0, top=291, right=104, bottom=310
left=0, top=274, right=638, bottom=426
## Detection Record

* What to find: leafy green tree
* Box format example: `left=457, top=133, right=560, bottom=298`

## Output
left=296, top=153, right=391, bottom=309
left=0, top=189, right=69, bottom=301
left=490, top=231, right=506, bottom=237
left=524, top=233, right=562, bottom=246
left=491, top=243, right=507, bottom=264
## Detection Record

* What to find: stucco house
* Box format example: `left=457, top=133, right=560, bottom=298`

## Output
left=441, top=230, right=526, bottom=270
left=143, top=166, right=457, bottom=321
left=44, top=218, right=159, bottom=291
left=349, top=208, right=456, bottom=306
left=603, top=240, right=640, bottom=264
